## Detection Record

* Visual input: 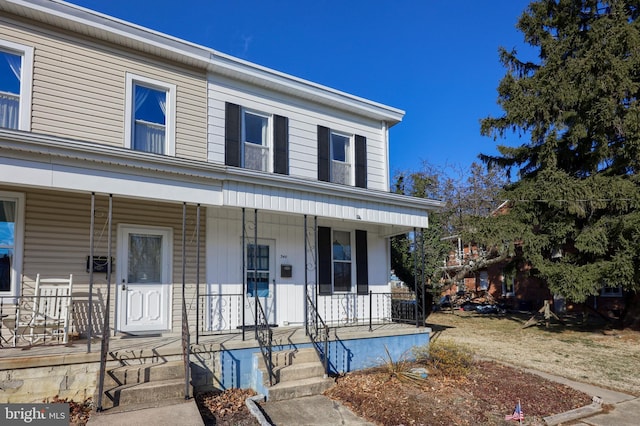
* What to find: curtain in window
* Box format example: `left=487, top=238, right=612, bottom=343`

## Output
left=0, top=52, right=21, bottom=129
left=134, top=122, right=165, bottom=154
left=244, top=143, right=268, bottom=171
left=331, top=160, right=351, bottom=185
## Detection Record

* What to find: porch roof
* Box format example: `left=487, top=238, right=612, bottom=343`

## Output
left=0, top=129, right=444, bottom=229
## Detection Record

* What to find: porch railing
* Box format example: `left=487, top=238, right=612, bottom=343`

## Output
left=306, top=294, right=329, bottom=377
left=254, top=296, right=275, bottom=386
left=196, top=291, right=243, bottom=338
left=192, top=289, right=427, bottom=343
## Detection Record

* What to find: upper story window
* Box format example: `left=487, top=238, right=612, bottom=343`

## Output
left=225, top=102, right=289, bottom=174
left=330, top=132, right=351, bottom=185
left=0, top=191, right=24, bottom=297
left=0, top=40, right=33, bottom=131
left=318, top=126, right=367, bottom=188
left=243, top=110, right=270, bottom=172
left=124, top=73, right=176, bottom=156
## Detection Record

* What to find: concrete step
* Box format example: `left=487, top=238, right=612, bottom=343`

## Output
left=258, top=347, right=320, bottom=369
left=102, top=360, right=185, bottom=389
left=267, top=376, right=334, bottom=402
left=105, top=378, right=187, bottom=407
left=275, top=361, right=326, bottom=383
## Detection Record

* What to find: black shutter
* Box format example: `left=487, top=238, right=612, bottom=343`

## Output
left=356, top=230, right=369, bottom=295
left=274, top=115, right=289, bottom=175
left=317, top=125, right=330, bottom=182
left=225, top=102, right=241, bottom=167
left=318, top=226, right=332, bottom=295
left=355, top=135, right=367, bottom=188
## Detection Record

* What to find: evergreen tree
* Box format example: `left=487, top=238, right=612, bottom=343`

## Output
left=480, top=0, right=640, bottom=307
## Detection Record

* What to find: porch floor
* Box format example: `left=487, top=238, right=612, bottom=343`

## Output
left=0, top=322, right=429, bottom=369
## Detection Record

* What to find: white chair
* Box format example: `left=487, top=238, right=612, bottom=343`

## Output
left=4, top=274, right=73, bottom=346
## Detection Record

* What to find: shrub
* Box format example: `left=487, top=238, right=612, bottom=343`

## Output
left=416, top=339, right=473, bottom=378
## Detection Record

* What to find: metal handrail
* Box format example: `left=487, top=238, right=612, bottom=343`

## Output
left=254, top=297, right=275, bottom=386
left=306, top=294, right=329, bottom=377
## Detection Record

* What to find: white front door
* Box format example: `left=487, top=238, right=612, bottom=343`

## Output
left=117, top=225, right=172, bottom=333
left=245, top=241, right=276, bottom=326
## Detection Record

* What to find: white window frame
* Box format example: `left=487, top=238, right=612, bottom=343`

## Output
left=241, top=109, right=272, bottom=172
left=332, top=229, right=354, bottom=293
left=330, top=131, right=353, bottom=185
left=0, top=39, right=34, bottom=131
left=124, top=73, right=176, bottom=156
left=0, top=191, right=25, bottom=298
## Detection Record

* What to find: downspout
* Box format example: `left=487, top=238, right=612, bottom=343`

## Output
left=382, top=121, right=389, bottom=190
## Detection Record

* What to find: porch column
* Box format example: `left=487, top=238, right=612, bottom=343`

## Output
left=241, top=207, right=246, bottom=341
left=88, top=192, right=95, bottom=352
left=413, top=227, right=419, bottom=328
left=304, top=214, right=308, bottom=332
left=196, top=204, right=201, bottom=345
left=253, top=208, right=258, bottom=340
left=421, top=228, right=426, bottom=326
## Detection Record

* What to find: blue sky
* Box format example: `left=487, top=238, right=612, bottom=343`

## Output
left=66, top=0, right=534, bottom=177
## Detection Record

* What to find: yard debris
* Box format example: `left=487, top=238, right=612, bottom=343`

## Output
left=195, top=388, right=258, bottom=425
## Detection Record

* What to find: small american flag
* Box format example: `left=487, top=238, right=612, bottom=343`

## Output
left=505, top=401, right=524, bottom=421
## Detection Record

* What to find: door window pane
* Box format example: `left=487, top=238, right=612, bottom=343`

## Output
left=128, top=234, right=162, bottom=283
left=247, top=244, right=269, bottom=297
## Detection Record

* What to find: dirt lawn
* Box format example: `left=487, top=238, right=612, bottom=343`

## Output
left=426, top=310, right=640, bottom=395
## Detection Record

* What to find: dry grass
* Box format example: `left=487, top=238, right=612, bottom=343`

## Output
left=427, top=311, right=640, bottom=395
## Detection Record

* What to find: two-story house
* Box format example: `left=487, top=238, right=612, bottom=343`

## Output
left=0, top=0, right=443, bottom=404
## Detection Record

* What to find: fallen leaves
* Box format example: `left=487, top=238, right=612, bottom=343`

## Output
left=195, top=388, right=258, bottom=426
left=325, top=360, right=592, bottom=426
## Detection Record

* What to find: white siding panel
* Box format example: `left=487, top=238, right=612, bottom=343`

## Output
left=207, top=75, right=388, bottom=191
left=6, top=186, right=206, bottom=335
left=222, top=181, right=428, bottom=228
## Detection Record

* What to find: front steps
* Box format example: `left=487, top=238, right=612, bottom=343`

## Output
left=98, top=360, right=188, bottom=411
left=257, top=347, right=334, bottom=401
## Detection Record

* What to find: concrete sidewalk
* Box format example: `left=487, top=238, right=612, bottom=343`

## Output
left=86, top=399, right=204, bottom=426
left=259, top=394, right=374, bottom=426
